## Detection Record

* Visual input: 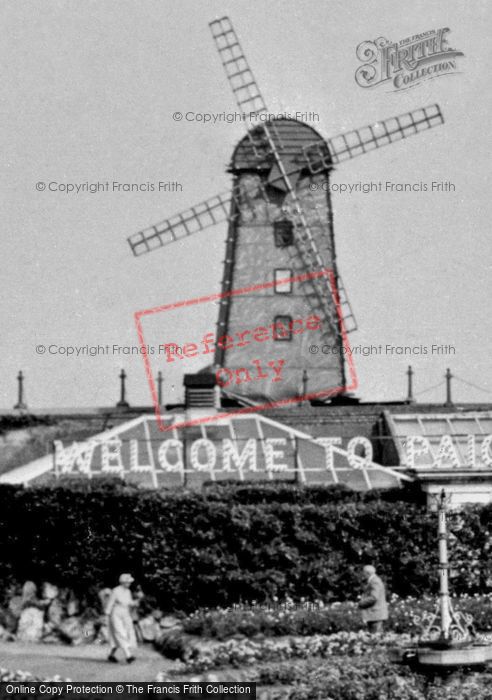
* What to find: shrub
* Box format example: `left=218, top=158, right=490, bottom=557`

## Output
left=1, top=480, right=492, bottom=611
left=0, top=415, right=55, bottom=435
left=202, top=482, right=424, bottom=505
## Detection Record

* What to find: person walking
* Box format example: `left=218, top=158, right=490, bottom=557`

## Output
left=105, top=573, right=140, bottom=663
left=358, top=564, right=388, bottom=633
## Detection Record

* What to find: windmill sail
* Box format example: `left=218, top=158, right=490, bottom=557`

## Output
left=128, top=179, right=273, bottom=257
left=209, top=16, right=267, bottom=118
left=304, top=104, right=444, bottom=173
left=209, top=16, right=352, bottom=340
left=128, top=191, right=234, bottom=257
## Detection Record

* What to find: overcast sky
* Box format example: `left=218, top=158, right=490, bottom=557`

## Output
left=1, top=0, right=490, bottom=409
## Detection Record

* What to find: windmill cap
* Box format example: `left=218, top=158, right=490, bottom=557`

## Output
left=119, top=573, right=134, bottom=584
left=230, top=118, right=329, bottom=173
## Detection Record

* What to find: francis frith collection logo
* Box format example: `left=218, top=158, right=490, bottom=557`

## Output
left=355, top=28, right=464, bottom=91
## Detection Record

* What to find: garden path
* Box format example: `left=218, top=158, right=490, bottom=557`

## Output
left=0, top=640, right=173, bottom=681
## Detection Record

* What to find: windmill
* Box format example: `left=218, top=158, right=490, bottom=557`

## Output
left=128, top=16, right=444, bottom=405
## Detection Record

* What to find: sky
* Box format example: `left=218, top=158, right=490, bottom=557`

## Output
left=1, top=0, right=491, bottom=409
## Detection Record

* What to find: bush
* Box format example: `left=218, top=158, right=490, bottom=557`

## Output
left=202, top=482, right=424, bottom=505
left=1, top=480, right=492, bottom=611
left=0, top=415, right=55, bottom=435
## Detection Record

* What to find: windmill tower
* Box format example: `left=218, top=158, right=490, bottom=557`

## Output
left=215, top=118, right=349, bottom=403
left=128, top=17, right=444, bottom=405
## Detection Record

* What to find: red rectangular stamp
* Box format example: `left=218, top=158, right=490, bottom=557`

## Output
left=134, top=268, right=358, bottom=431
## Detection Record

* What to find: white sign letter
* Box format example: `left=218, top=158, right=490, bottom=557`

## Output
left=316, top=437, right=342, bottom=472
left=347, top=436, right=373, bottom=470
left=158, top=439, right=184, bottom=472
left=222, top=438, right=257, bottom=472
left=101, top=439, right=124, bottom=473
left=130, top=439, right=153, bottom=472
left=54, top=440, right=96, bottom=475
left=405, top=436, right=432, bottom=468
left=433, top=435, right=460, bottom=469
left=466, top=435, right=477, bottom=468
left=191, top=439, right=217, bottom=472
left=264, top=438, right=288, bottom=471
left=481, top=435, right=492, bottom=467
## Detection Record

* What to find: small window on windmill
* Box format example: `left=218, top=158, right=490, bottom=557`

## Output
left=273, top=315, right=292, bottom=341
left=274, top=269, right=293, bottom=294
left=273, top=218, right=294, bottom=247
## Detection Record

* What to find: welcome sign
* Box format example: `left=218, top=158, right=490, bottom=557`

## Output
left=52, top=415, right=407, bottom=491
left=405, top=435, right=492, bottom=470
left=385, top=411, right=492, bottom=472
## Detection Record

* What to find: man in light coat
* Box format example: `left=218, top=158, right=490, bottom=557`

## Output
left=358, top=564, right=388, bottom=633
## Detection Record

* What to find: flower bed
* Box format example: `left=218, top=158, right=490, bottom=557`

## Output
left=156, top=652, right=492, bottom=700
left=156, top=594, right=492, bottom=673
left=157, top=630, right=413, bottom=672
left=0, top=668, right=68, bottom=682
left=280, top=656, right=492, bottom=700
left=267, top=655, right=492, bottom=700
left=179, top=593, right=492, bottom=640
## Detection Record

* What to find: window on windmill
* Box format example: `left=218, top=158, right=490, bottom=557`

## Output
left=274, top=219, right=294, bottom=247
left=274, top=269, right=293, bottom=294
left=273, top=315, right=293, bottom=341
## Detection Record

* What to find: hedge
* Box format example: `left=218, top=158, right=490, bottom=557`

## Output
left=0, top=479, right=491, bottom=612
left=201, top=481, right=425, bottom=505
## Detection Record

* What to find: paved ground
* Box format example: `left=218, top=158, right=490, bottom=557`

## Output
left=0, top=641, right=174, bottom=681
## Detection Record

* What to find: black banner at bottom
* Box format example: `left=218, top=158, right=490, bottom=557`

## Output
left=0, top=683, right=256, bottom=700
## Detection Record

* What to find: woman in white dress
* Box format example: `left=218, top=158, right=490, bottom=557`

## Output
left=105, top=573, right=140, bottom=663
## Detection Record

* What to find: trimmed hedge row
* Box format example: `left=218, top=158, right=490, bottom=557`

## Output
left=0, top=479, right=491, bottom=612
left=201, top=481, right=425, bottom=505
